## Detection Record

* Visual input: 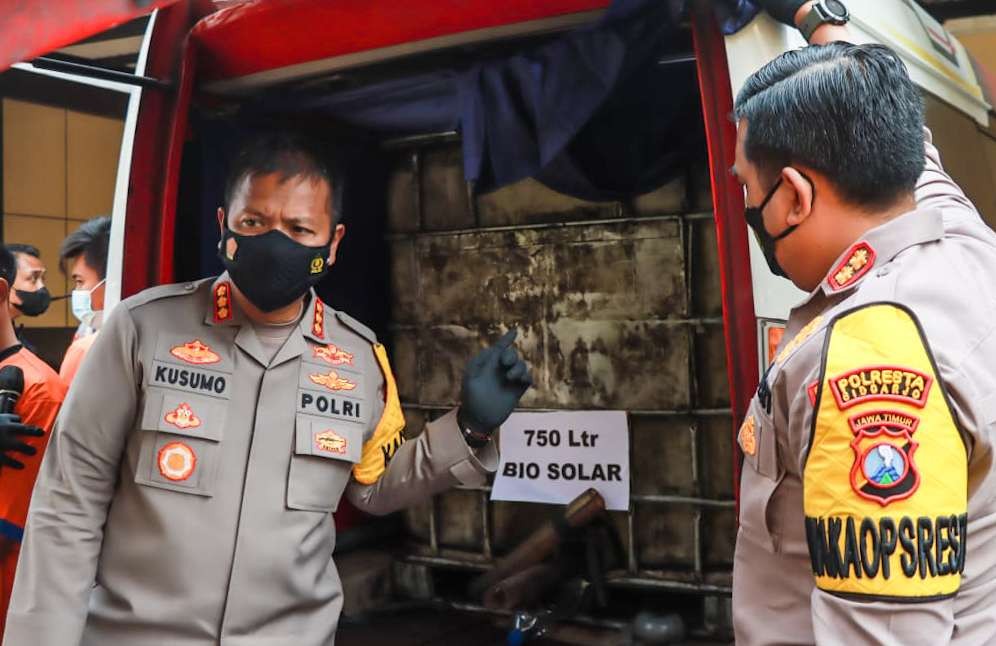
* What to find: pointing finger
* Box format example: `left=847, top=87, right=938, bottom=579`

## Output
left=495, top=329, right=518, bottom=350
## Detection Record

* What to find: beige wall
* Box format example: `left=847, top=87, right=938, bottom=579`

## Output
left=2, top=98, right=124, bottom=328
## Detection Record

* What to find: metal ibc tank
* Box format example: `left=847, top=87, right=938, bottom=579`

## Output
left=385, top=135, right=735, bottom=640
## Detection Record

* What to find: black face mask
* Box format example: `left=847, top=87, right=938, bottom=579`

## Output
left=14, top=287, right=51, bottom=317
left=744, top=178, right=798, bottom=278
left=218, top=227, right=331, bottom=312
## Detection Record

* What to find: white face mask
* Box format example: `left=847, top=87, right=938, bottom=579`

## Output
left=71, top=279, right=105, bottom=325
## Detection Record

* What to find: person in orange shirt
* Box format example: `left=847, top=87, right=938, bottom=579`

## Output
left=58, top=216, right=110, bottom=385
left=0, top=246, right=66, bottom=637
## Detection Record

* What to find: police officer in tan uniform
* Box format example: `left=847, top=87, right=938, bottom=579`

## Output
left=3, top=133, right=532, bottom=645
left=730, top=2, right=996, bottom=644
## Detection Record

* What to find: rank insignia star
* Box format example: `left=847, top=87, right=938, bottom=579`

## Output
left=214, top=282, right=233, bottom=322
left=827, top=242, right=876, bottom=292
left=312, top=298, right=325, bottom=338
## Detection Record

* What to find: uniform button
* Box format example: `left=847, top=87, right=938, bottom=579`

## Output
left=184, top=282, right=195, bottom=291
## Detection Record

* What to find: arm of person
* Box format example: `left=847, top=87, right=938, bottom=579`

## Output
left=3, top=307, right=140, bottom=645
left=784, top=2, right=978, bottom=215
left=796, top=303, right=964, bottom=645
left=347, top=332, right=529, bottom=515
left=345, top=404, right=498, bottom=516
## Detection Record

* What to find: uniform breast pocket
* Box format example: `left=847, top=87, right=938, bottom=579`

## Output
left=134, top=389, right=227, bottom=497
left=287, top=414, right=365, bottom=513
left=737, top=402, right=784, bottom=548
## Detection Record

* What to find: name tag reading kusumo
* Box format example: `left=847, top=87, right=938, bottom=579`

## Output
left=491, top=411, right=630, bottom=511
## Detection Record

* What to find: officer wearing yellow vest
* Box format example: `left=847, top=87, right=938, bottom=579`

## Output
left=4, top=133, right=532, bottom=645
left=731, top=2, right=996, bottom=644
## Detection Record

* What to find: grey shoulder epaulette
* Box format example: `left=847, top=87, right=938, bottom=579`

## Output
left=334, top=310, right=378, bottom=344
left=120, top=277, right=214, bottom=311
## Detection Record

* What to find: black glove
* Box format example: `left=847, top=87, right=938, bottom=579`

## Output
left=458, top=329, right=532, bottom=444
left=754, top=0, right=807, bottom=26
left=0, top=413, right=43, bottom=470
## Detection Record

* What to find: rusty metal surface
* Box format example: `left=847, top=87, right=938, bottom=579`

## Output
left=385, top=140, right=734, bottom=616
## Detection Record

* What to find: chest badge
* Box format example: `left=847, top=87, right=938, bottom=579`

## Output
left=170, top=339, right=220, bottom=365
left=849, top=410, right=921, bottom=506
left=827, top=241, right=876, bottom=292
left=315, top=430, right=348, bottom=455
left=309, top=370, right=357, bottom=392
left=313, top=343, right=354, bottom=366
left=738, top=415, right=757, bottom=456
left=164, top=403, right=202, bottom=430
left=158, top=442, right=197, bottom=481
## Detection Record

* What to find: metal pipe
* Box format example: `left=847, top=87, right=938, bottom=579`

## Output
left=385, top=211, right=716, bottom=240
left=31, top=56, right=171, bottom=90
left=630, top=494, right=733, bottom=508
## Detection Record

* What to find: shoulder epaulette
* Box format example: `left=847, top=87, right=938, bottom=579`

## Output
left=333, top=310, right=378, bottom=345
left=120, top=277, right=213, bottom=311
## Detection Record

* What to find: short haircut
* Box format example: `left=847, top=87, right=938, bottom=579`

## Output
left=224, top=132, right=343, bottom=223
left=59, top=216, right=111, bottom=279
left=0, top=245, right=17, bottom=287
left=6, top=243, right=40, bottom=259
left=734, top=42, right=925, bottom=209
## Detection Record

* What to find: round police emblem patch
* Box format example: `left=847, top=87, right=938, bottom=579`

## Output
left=861, top=443, right=908, bottom=488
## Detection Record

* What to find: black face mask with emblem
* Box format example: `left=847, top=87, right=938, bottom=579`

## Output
left=218, top=226, right=331, bottom=313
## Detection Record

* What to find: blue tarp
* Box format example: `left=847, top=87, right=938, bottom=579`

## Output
left=226, top=0, right=758, bottom=200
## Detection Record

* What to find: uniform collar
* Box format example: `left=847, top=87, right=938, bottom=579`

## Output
left=817, top=206, right=944, bottom=298
left=203, top=273, right=330, bottom=367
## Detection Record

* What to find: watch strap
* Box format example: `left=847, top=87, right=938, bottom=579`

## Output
left=799, top=1, right=849, bottom=41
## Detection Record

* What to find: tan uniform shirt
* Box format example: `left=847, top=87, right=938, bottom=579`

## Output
left=733, top=130, right=996, bottom=645
left=4, top=274, right=497, bottom=646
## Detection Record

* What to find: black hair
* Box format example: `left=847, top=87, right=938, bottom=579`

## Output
left=224, top=131, right=343, bottom=223
left=0, top=245, right=17, bottom=287
left=59, top=216, right=111, bottom=279
left=734, top=42, right=925, bottom=209
left=6, top=243, right=40, bottom=259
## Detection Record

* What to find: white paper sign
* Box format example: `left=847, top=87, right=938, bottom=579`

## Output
left=491, top=411, right=630, bottom=511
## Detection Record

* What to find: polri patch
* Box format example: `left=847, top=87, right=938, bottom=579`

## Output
left=170, top=339, right=220, bottom=365
left=158, top=442, right=197, bottom=481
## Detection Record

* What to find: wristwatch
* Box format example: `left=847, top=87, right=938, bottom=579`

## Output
left=798, top=0, right=850, bottom=41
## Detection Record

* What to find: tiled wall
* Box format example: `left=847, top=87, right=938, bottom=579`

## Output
left=2, top=98, right=124, bottom=329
